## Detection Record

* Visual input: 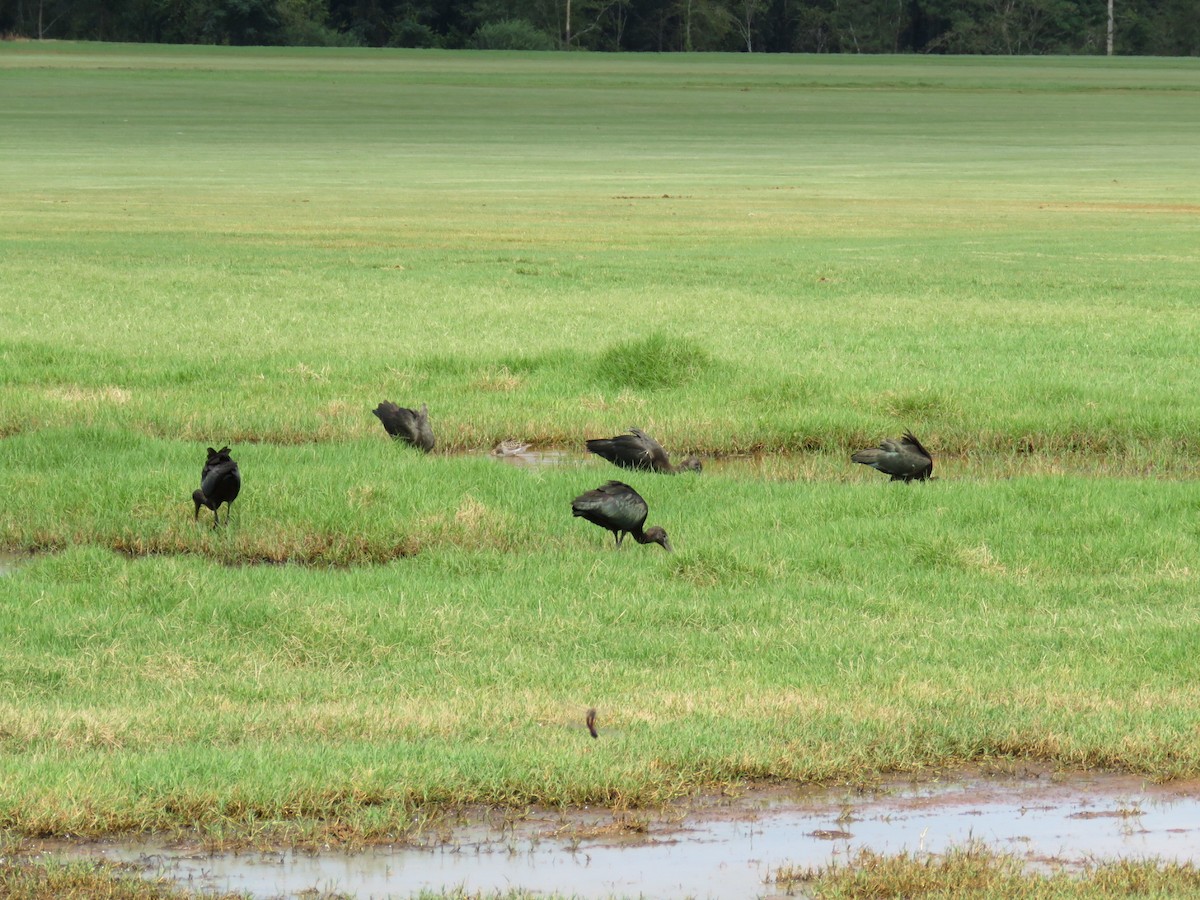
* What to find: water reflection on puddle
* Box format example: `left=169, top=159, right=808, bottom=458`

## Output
left=76, top=772, right=1200, bottom=899
left=489, top=448, right=584, bottom=469
left=0, top=551, right=26, bottom=575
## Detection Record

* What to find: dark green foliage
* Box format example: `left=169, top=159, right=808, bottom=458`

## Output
left=3, top=0, right=1195, bottom=53
left=472, top=18, right=557, bottom=49
left=388, top=17, right=441, bottom=46
left=279, top=0, right=361, bottom=45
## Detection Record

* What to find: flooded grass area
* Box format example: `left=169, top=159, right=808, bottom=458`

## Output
left=51, top=768, right=1200, bottom=899
left=0, top=551, right=27, bottom=575
left=488, top=447, right=1200, bottom=482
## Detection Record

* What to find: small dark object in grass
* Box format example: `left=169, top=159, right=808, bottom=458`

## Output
left=571, top=481, right=673, bottom=552
left=851, top=431, right=933, bottom=482
left=192, top=446, right=241, bottom=528
left=373, top=401, right=435, bottom=452
left=586, top=708, right=598, bottom=738
left=586, top=428, right=701, bottom=474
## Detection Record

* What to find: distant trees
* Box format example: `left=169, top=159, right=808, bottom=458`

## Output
left=3, top=0, right=286, bottom=43
left=1, top=0, right=1196, bottom=53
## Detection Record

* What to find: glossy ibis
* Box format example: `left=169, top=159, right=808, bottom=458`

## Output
left=852, top=431, right=933, bottom=482
left=585, top=428, right=701, bottom=474
left=192, top=445, right=241, bottom=527
left=372, top=401, right=435, bottom=452
left=571, top=480, right=673, bottom=551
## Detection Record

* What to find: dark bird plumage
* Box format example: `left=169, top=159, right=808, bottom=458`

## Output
left=585, top=428, right=701, bottom=474
left=586, top=708, right=599, bottom=739
left=372, top=401, right=435, bottom=452
left=851, top=431, right=934, bottom=482
left=192, top=445, right=241, bottom=527
left=571, top=480, right=673, bottom=551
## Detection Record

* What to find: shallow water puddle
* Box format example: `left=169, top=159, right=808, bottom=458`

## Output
left=68, top=770, right=1200, bottom=899
left=488, top=447, right=585, bottom=468
left=0, top=551, right=26, bottom=575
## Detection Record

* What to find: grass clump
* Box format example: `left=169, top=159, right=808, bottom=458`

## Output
left=594, top=333, right=717, bottom=392
left=668, top=548, right=768, bottom=587
left=776, top=845, right=1200, bottom=898
left=0, top=856, right=247, bottom=899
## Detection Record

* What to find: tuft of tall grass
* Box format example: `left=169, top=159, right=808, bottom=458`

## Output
left=0, top=856, right=248, bottom=899
left=594, top=333, right=717, bottom=392
left=775, top=845, right=1200, bottom=898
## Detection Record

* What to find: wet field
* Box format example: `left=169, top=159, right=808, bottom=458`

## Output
left=487, top=446, right=1200, bottom=481
left=8, top=459, right=1199, bottom=897
left=55, top=768, right=1200, bottom=899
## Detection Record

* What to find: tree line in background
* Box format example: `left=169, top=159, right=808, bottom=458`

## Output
left=2, top=0, right=1196, bottom=54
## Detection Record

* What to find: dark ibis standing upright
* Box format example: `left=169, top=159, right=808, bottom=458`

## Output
left=192, top=445, right=241, bottom=527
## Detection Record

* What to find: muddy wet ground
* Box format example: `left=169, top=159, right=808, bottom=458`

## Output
left=56, top=768, right=1200, bottom=899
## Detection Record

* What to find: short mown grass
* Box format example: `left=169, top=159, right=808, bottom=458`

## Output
left=2, top=46, right=1199, bottom=454
left=1, top=45, right=1199, bottom=885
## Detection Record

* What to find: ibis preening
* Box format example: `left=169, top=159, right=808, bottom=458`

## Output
left=585, top=428, right=701, bottom=474
left=851, top=431, right=933, bottom=482
left=192, top=445, right=241, bottom=527
left=372, top=401, right=435, bottom=452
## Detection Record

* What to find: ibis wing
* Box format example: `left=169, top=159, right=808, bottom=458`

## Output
left=200, top=458, right=241, bottom=505
left=571, top=480, right=648, bottom=531
left=586, top=429, right=667, bottom=472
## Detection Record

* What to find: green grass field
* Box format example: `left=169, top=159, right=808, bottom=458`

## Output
left=2, top=42, right=1200, bottom=866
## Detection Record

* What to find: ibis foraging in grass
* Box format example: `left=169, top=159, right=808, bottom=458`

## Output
left=571, top=480, right=673, bottom=552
